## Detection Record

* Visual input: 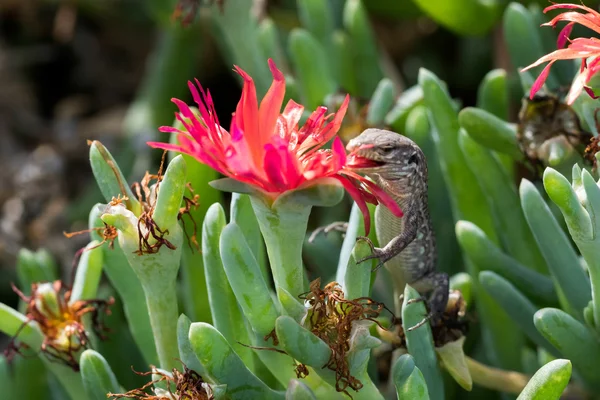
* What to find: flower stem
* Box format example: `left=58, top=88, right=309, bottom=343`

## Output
left=465, top=356, right=529, bottom=394
left=141, top=278, right=180, bottom=370
left=250, top=196, right=311, bottom=299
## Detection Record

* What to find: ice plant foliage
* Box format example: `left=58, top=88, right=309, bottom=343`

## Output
left=148, top=59, right=402, bottom=233
left=4, top=281, right=113, bottom=371
left=522, top=3, right=600, bottom=104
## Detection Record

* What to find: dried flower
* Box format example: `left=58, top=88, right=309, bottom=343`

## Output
left=148, top=59, right=402, bottom=234
left=4, top=281, right=113, bottom=371
left=298, top=278, right=391, bottom=397
left=108, top=362, right=213, bottom=400
left=522, top=3, right=600, bottom=104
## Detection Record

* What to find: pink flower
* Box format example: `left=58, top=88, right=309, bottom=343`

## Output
left=148, top=59, right=402, bottom=233
left=521, top=3, right=600, bottom=104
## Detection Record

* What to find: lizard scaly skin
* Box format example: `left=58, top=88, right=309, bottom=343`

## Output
left=346, top=128, right=449, bottom=327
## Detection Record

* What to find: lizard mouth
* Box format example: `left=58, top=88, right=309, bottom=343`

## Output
left=346, top=153, right=386, bottom=169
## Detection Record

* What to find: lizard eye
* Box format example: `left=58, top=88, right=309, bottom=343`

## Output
left=408, top=153, right=419, bottom=165
left=380, top=145, right=394, bottom=154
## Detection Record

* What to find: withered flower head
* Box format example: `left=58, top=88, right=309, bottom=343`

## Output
left=108, top=362, right=213, bottom=400
left=130, top=153, right=199, bottom=255
left=517, top=91, right=593, bottom=173
left=584, top=133, right=600, bottom=171
left=4, top=280, right=114, bottom=371
left=297, top=278, right=391, bottom=397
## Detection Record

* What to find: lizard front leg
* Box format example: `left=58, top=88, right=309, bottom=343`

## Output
left=356, top=220, right=417, bottom=271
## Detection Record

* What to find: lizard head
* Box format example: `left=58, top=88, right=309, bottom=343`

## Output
left=345, top=128, right=427, bottom=182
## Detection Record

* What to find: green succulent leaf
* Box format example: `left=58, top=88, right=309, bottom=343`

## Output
left=275, top=316, right=331, bottom=368
left=476, top=69, right=508, bottom=120
left=366, top=78, right=396, bottom=127
left=288, top=28, right=337, bottom=110
left=458, top=107, right=522, bottom=160
left=459, top=130, right=546, bottom=273
left=392, top=354, right=430, bottom=399
left=534, top=308, right=600, bottom=389
left=189, top=323, right=284, bottom=400
left=343, top=0, right=383, bottom=98
left=402, top=285, right=444, bottom=400
left=455, top=221, right=556, bottom=304
left=479, top=271, right=559, bottom=357
left=69, top=242, right=103, bottom=304
left=80, top=350, right=121, bottom=400
left=219, top=222, right=280, bottom=336
left=503, top=2, right=559, bottom=89
left=411, top=0, right=500, bottom=36
left=419, top=68, right=499, bottom=245
left=520, top=179, right=591, bottom=317
left=516, top=359, right=571, bottom=400
left=385, top=85, right=424, bottom=132
left=89, top=140, right=141, bottom=215
left=285, top=379, right=317, bottom=400
left=177, top=314, right=209, bottom=381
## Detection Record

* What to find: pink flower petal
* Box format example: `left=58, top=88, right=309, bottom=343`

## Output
left=529, top=61, right=555, bottom=99
left=263, top=143, right=289, bottom=191
left=557, top=22, right=575, bottom=48
left=258, top=59, right=286, bottom=144
left=233, top=64, right=261, bottom=166
left=333, top=175, right=372, bottom=235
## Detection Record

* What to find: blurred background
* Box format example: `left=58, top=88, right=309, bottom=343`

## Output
left=0, top=0, right=598, bottom=348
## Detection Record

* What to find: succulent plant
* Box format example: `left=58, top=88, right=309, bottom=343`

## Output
left=5, top=1, right=600, bottom=400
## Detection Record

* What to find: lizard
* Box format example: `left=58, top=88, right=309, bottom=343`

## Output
left=312, top=128, right=449, bottom=329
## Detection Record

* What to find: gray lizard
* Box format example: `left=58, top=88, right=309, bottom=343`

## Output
left=313, top=128, right=449, bottom=329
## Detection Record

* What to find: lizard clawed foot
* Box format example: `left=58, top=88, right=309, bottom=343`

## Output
left=355, top=236, right=388, bottom=271
left=308, top=222, right=349, bottom=243
left=406, top=312, right=433, bottom=332
left=406, top=296, right=426, bottom=305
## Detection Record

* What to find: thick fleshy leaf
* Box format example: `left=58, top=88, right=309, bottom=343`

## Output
left=534, top=308, right=600, bottom=389
left=275, top=316, right=331, bottom=368
left=343, top=0, right=383, bottom=98
left=80, top=350, right=121, bottom=400
left=458, top=107, right=522, bottom=160
left=385, top=85, right=424, bottom=132
left=419, top=68, right=499, bottom=245
left=69, top=242, right=103, bottom=303
left=476, top=69, right=508, bottom=120
left=366, top=78, right=396, bottom=126
left=516, top=359, right=571, bottom=400
left=288, top=29, right=336, bottom=110
left=402, top=285, right=445, bottom=400
left=188, top=323, right=284, bottom=400
left=479, top=271, right=559, bottom=357
left=412, top=0, right=500, bottom=35
left=89, top=140, right=141, bottom=215
left=202, top=204, right=256, bottom=368
left=456, top=221, right=557, bottom=305
left=392, top=354, right=430, bottom=400
left=219, top=223, right=279, bottom=336
left=435, top=337, right=471, bottom=391
left=520, top=179, right=591, bottom=317
left=285, top=379, right=317, bottom=400
left=459, top=130, right=547, bottom=274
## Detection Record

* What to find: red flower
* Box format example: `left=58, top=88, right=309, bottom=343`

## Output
left=522, top=3, right=600, bottom=104
left=148, top=59, right=402, bottom=233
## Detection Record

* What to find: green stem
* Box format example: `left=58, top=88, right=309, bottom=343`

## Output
left=141, top=278, right=180, bottom=370
left=250, top=196, right=311, bottom=299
